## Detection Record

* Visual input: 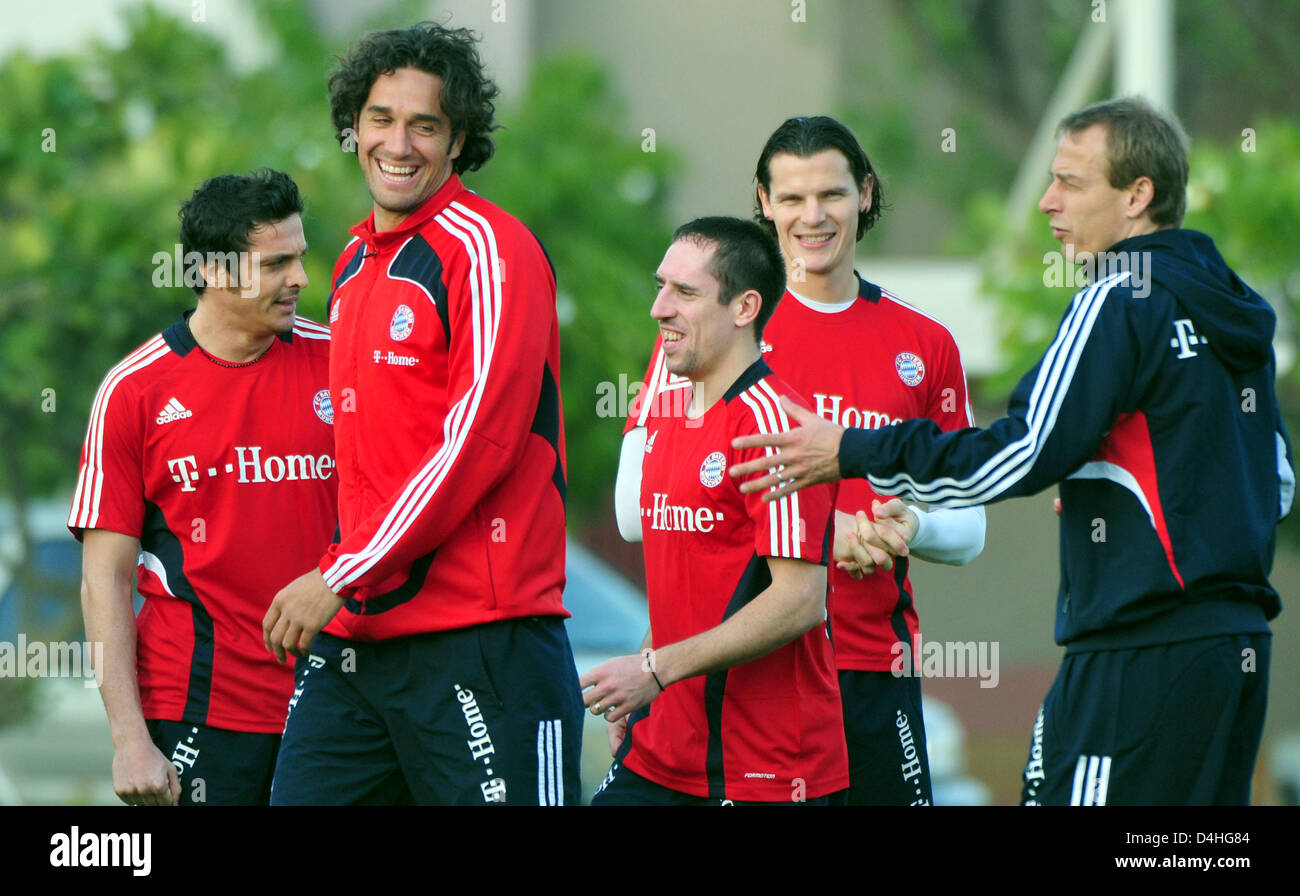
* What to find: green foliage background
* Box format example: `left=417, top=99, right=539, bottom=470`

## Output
left=0, top=2, right=676, bottom=535
left=471, top=56, right=678, bottom=520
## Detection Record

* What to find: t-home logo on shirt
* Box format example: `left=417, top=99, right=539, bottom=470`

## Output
left=166, top=446, right=335, bottom=491
left=812, top=393, right=902, bottom=429
left=645, top=492, right=724, bottom=533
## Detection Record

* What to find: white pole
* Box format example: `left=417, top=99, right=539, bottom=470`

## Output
left=1116, top=0, right=1175, bottom=110
left=1001, top=19, right=1113, bottom=233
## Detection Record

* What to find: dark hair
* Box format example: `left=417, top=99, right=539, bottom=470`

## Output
left=753, top=115, right=885, bottom=241
left=672, top=216, right=786, bottom=341
left=328, top=22, right=499, bottom=174
left=1057, top=96, right=1189, bottom=227
left=178, top=168, right=303, bottom=295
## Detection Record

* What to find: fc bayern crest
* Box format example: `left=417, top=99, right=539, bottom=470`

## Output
left=390, top=304, right=415, bottom=341
left=699, top=451, right=726, bottom=488
left=895, top=352, right=926, bottom=387
left=313, top=389, right=334, bottom=425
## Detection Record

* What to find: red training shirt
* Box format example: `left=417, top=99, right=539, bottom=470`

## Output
left=763, top=278, right=974, bottom=669
left=622, top=360, right=848, bottom=801
left=68, top=315, right=337, bottom=732
left=320, top=174, right=568, bottom=639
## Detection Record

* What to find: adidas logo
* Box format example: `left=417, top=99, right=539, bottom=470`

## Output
left=645, top=430, right=658, bottom=455
left=156, top=397, right=193, bottom=425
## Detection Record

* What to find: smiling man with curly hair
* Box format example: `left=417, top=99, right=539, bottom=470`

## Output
left=265, top=22, right=581, bottom=806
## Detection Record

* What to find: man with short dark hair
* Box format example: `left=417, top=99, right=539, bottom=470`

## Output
left=616, top=116, right=984, bottom=805
left=71, top=168, right=336, bottom=805
left=730, top=97, right=1295, bottom=805
left=264, top=22, right=580, bottom=805
left=585, top=217, right=847, bottom=805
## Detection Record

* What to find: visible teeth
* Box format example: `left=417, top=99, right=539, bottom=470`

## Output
left=663, top=332, right=683, bottom=343
left=379, top=161, right=416, bottom=175
left=800, top=234, right=832, bottom=244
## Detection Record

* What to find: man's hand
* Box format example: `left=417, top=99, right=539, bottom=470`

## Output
left=835, top=511, right=877, bottom=579
left=112, top=735, right=180, bottom=806
left=607, top=715, right=629, bottom=757
left=866, top=498, right=918, bottom=555
left=834, top=500, right=919, bottom=578
left=263, top=570, right=344, bottom=664
left=579, top=653, right=661, bottom=725
left=835, top=510, right=897, bottom=578
left=729, top=395, right=844, bottom=501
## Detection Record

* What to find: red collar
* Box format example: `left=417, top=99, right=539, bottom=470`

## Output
left=349, top=173, right=467, bottom=247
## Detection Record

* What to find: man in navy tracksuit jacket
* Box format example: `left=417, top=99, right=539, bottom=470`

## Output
left=729, top=97, right=1295, bottom=804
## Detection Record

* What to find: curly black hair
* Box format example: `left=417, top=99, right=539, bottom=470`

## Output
left=328, top=22, right=500, bottom=174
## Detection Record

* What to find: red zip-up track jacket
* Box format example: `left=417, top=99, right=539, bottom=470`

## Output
left=320, top=174, right=568, bottom=640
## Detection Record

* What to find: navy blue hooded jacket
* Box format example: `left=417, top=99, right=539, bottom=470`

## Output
left=840, top=229, right=1295, bottom=651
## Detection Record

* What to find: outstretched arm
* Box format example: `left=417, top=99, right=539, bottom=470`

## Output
left=732, top=275, right=1146, bottom=508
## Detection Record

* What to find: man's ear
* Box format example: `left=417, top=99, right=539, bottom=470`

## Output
left=734, top=289, right=762, bottom=329
left=1126, top=175, right=1155, bottom=221
left=450, top=130, right=466, bottom=163
left=859, top=173, right=874, bottom=215
left=757, top=186, right=774, bottom=220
